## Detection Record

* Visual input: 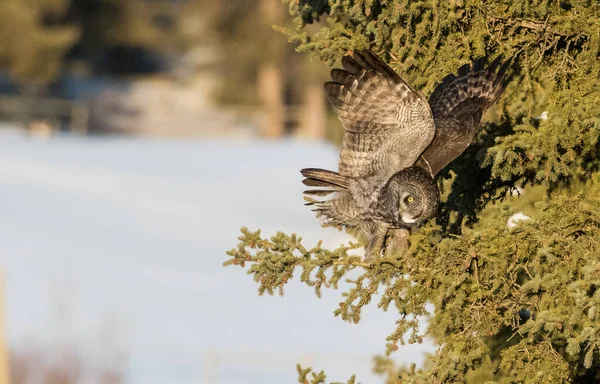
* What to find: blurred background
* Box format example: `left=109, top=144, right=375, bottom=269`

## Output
left=0, top=1, right=433, bottom=383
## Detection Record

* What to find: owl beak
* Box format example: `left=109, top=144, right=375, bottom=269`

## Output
left=401, top=212, right=418, bottom=225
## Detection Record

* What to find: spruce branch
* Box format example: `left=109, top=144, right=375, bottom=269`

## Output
left=296, top=363, right=358, bottom=384
left=225, top=1, right=600, bottom=382
left=226, top=192, right=600, bottom=382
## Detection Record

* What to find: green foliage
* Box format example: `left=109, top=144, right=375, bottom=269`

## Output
left=280, top=0, right=600, bottom=194
left=227, top=186, right=600, bottom=382
left=225, top=0, right=600, bottom=382
left=296, top=364, right=358, bottom=384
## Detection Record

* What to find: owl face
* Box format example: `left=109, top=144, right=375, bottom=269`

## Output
left=377, top=167, right=439, bottom=228
left=398, top=189, right=425, bottom=225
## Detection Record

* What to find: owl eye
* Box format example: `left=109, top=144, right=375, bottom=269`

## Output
left=405, top=195, right=415, bottom=204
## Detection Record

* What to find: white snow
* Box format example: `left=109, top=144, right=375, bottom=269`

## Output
left=0, top=130, right=434, bottom=383
left=507, top=212, right=532, bottom=229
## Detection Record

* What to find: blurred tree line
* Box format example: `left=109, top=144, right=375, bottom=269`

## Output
left=0, top=0, right=332, bottom=138
left=205, top=0, right=331, bottom=138
left=0, top=0, right=207, bottom=91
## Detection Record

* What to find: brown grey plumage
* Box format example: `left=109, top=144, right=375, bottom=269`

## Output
left=302, top=50, right=513, bottom=260
left=416, top=55, right=512, bottom=176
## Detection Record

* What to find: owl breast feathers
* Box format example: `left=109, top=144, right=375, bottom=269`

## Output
left=301, top=49, right=513, bottom=260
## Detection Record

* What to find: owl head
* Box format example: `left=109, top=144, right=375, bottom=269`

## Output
left=377, top=167, right=439, bottom=228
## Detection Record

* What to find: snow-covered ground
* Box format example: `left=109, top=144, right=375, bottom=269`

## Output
left=0, top=128, right=434, bottom=383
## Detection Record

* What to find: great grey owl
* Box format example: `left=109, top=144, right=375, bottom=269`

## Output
left=302, top=49, right=512, bottom=260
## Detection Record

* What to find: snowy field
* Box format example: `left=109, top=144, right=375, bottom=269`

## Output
left=0, top=128, right=434, bottom=383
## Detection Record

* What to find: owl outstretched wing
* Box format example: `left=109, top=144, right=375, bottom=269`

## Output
left=417, top=56, right=513, bottom=176
left=324, top=50, right=436, bottom=180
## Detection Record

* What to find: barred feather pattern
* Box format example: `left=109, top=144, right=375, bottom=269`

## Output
left=300, top=50, right=513, bottom=259
left=419, top=55, right=513, bottom=176
left=304, top=190, right=361, bottom=228
left=301, top=167, right=365, bottom=226
left=324, top=50, right=436, bottom=181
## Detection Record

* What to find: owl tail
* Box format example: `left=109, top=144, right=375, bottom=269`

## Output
left=300, top=168, right=353, bottom=226
left=300, top=168, right=349, bottom=192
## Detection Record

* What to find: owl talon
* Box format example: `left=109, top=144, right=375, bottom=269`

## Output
left=385, top=228, right=411, bottom=257
left=363, top=224, right=388, bottom=261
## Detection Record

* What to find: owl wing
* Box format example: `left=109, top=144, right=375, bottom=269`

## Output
left=324, top=50, right=436, bottom=180
left=417, top=56, right=513, bottom=176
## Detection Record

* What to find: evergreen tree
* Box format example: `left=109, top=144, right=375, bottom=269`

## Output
left=225, top=1, right=600, bottom=383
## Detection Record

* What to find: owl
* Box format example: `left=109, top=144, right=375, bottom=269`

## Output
left=301, top=49, right=513, bottom=260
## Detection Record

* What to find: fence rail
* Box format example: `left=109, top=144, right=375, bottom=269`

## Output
left=0, top=95, right=89, bottom=134
left=0, top=93, right=328, bottom=138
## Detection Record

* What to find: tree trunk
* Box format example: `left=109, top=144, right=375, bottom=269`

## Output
left=257, top=0, right=285, bottom=138
left=298, top=81, right=326, bottom=139
left=257, top=63, right=284, bottom=138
